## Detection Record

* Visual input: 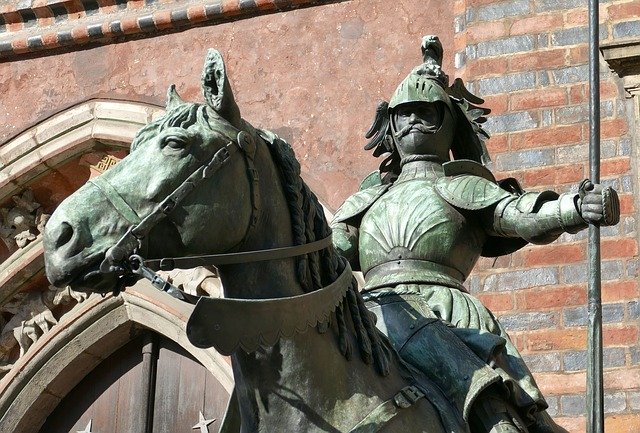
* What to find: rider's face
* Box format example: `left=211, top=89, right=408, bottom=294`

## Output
left=392, top=102, right=452, bottom=161
left=394, top=103, right=440, bottom=132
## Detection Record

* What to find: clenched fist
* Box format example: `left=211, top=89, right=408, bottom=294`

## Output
left=578, top=180, right=620, bottom=226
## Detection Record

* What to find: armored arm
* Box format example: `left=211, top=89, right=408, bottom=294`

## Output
left=331, top=221, right=360, bottom=270
left=489, top=191, right=585, bottom=244
left=329, top=173, right=390, bottom=271
left=488, top=181, right=620, bottom=245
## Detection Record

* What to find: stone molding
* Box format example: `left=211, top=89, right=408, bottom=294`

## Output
left=0, top=99, right=164, bottom=205
left=0, top=236, right=45, bottom=305
left=602, top=38, right=640, bottom=101
left=0, top=282, right=233, bottom=433
left=0, top=0, right=339, bottom=59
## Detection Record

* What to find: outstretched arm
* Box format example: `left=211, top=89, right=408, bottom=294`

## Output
left=486, top=180, right=620, bottom=244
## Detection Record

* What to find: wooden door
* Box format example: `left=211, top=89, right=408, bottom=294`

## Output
left=40, top=333, right=230, bottom=433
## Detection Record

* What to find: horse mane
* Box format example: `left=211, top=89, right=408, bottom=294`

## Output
left=263, top=134, right=390, bottom=376
left=130, top=103, right=209, bottom=152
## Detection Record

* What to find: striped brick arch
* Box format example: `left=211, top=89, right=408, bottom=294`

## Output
left=0, top=0, right=341, bottom=58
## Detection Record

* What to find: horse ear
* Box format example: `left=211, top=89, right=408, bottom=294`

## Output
left=201, top=49, right=242, bottom=128
left=166, top=84, right=185, bottom=110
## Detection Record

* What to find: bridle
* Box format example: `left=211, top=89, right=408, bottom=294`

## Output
left=91, top=129, right=332, bottom=301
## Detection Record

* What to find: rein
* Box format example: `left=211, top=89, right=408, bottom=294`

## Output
left=94, top=129, right=333, bottom=302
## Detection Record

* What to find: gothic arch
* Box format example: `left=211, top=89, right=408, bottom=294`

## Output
left=0, top=99, right=164, bottom=204
left=0, top=283, right=233, bottom=433
left=0, top=99, right=167, bottom=304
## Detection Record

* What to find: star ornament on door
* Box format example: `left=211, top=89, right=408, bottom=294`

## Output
left=192, top=411, right=216, bottom=433
left=77, top=419, right=93, bottom=433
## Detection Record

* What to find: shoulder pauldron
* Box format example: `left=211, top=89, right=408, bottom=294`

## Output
left=435, top=174, right=513, bottom=210
left=332, top=184, right=390, bottom=226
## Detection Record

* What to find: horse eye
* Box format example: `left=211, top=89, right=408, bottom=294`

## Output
left=162, top=135, right=188, bottom=150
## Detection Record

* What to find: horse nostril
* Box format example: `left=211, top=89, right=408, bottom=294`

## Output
left=55, top=222, right=74, bottom=249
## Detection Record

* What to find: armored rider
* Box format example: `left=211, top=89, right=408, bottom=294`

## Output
left=331, top=36, right=620, bottom=433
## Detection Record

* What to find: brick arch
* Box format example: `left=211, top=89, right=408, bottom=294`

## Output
left=0, top=282, right=233, bottom=433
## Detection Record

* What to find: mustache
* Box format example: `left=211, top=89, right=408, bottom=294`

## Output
left=394, top=122, right=438, bottom=138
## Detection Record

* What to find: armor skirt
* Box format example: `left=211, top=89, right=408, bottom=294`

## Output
left=363, top=284, right=551, bottom=428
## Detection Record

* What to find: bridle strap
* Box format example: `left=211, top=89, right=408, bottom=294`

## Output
left=143, top=234, right=333, bottom=271
left=132, top=137, right=240, bottom=240
left=219, top=129, right=261, bottom=252
left=99, top=128, right=331, bottom=302
left=88, top=177, right=142, bottom=226
left=100, top=133, right=243, bottom=273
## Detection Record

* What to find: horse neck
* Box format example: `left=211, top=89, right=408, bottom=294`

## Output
left=216, top=137, right=304, bottom=299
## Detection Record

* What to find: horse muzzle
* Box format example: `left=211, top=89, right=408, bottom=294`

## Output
left=43, top=207, right=115, bottom=293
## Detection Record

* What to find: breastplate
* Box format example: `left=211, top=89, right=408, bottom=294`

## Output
left=359, top=178, right=485, bottom=289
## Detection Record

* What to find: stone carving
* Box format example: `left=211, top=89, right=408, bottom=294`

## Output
left=0, top=189, right=50, bottom=253
left=80, top=152, right=123, bottom=178
left=0, top=285, right=87, bottom=375
left=91, top=154, right=120, bottom=173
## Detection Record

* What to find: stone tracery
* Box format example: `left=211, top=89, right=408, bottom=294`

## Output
left=0, top=189, right=49, bottom=253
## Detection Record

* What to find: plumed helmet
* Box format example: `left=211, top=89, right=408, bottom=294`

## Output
left=364, top=35, right=492, bottom=175
left=388, top=68, right=453, bottom=112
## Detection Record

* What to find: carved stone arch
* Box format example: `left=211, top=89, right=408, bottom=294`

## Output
left=0, top=283, right=233, bottom=433
left=0, top=99, right=165, bottom=204
left=1, top=99, right=167, bottom=304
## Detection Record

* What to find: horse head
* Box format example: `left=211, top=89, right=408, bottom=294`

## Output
left=44, top=50, right=260, bottom=295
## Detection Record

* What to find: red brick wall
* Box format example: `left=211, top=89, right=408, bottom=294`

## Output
left=453, top=1, right=639, bottom=431
left=0, top=0, right=453, bottom=207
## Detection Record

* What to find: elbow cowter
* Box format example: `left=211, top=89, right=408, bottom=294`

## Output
left=330, top=222, right=360, bottom=266
left=493, top=192, right=587, bottom=245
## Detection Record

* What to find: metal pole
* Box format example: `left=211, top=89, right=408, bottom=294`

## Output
left=587, top=0, right=604, bottom=432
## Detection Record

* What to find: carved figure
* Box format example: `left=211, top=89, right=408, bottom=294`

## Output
left=330, top=36, right=620, bottom=433
left=0, top=285, right=87, bottom=370
left=39, top=48, right=546, bottom=433
left=0, top=189, right=49, bottom=252
left=157, top=267, right=223, bottom=298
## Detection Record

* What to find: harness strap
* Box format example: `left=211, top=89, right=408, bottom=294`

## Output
left=100, top=136, right=240, bottom=272
left=349, top=385, right=425, bottom=433
left=88, top=177, right=142, bottom=225
left=222, top=130, right=261, bottom=252
left=144, top=234, right=333, bottom=271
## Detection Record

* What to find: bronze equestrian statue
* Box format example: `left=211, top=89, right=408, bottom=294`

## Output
left=330, top=36, right=620, bottom=433
left=44, top=48, right=473, bottom=433
left=42, top=39, right=619, bottom=432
